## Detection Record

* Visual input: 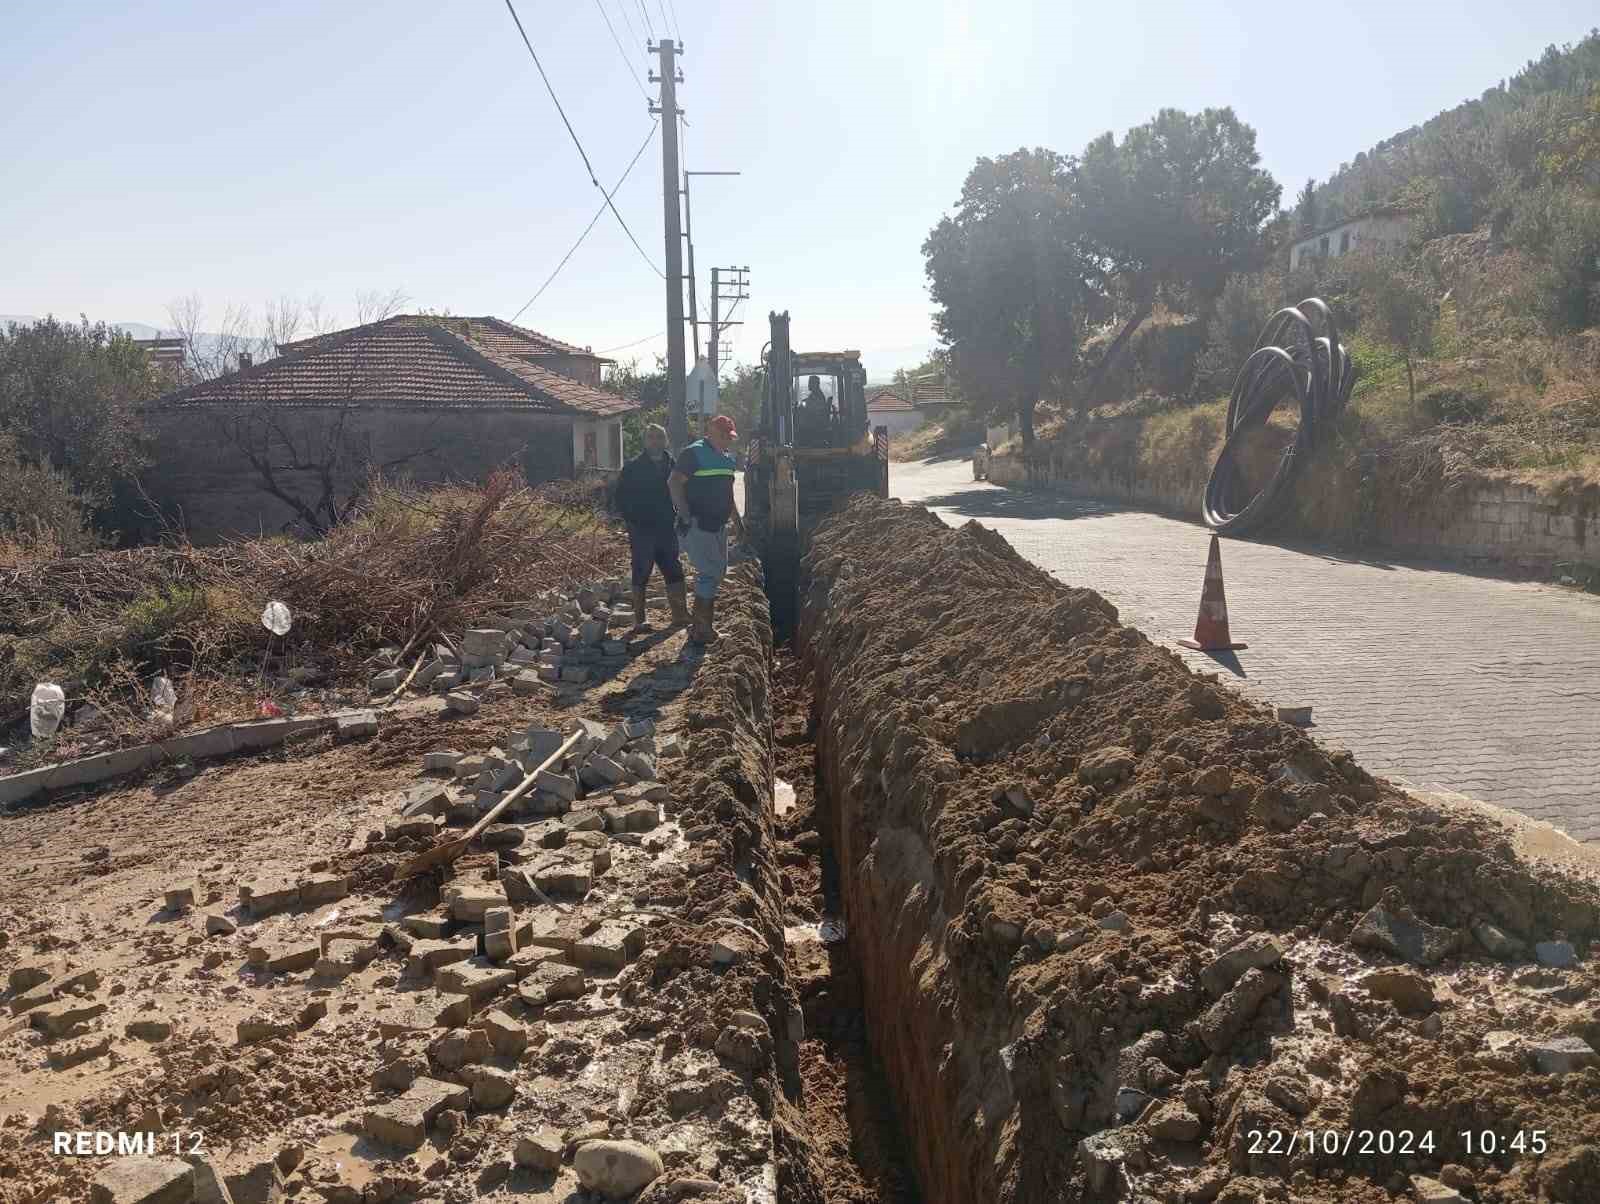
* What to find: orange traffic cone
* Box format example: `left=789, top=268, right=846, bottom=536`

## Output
left=1179, top=534, right=1247, bottom=651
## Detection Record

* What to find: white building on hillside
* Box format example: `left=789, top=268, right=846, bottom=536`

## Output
left=1289, top=205, right=1418, bottom=271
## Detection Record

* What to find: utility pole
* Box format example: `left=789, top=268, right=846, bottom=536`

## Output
left=650, top=38, right=687, bottom=451
left=681, top=169, right=739, bottom=367
left=708, top=265, right=750, bottom=380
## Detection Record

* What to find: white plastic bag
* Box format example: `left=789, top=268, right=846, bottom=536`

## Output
left=261, top=600, right=292, bottom=636
left=30, top=683, right=66, bottom=738
left=150, top=675, right=177, bottom=723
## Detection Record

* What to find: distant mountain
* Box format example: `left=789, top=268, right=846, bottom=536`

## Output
left=1, top=314, right=171, bottom=339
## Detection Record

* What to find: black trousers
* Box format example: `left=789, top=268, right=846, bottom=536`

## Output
left=627, top=524, right=685, bottom=589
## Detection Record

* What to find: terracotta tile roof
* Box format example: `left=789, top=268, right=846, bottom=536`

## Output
left=866, top=386, right=915, bottom=412
left=277, top=314, right=607, bottom=362
left=911, top=375, right=955, bottom=406
left=157, top=318, right=637, bottom=418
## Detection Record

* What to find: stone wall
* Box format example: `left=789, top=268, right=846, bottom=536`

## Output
left=140, top=406, right=577, bottom=544
left=989, top=453, right=1599, bottom=576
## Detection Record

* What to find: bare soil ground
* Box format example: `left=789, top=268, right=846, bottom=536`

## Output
left=802, top=496, right=1600, bottom=1204
left=0, top=578, right=798, bottom=1204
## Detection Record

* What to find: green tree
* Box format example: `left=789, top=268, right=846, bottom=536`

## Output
left=1296, top=178, right=1319, bottom=235
left=1074, top=107, right=1282, bottom=405
left=923, top=148, right=1088, bottom=445
left=1352, top=252, right=1435, bottom=404
left=0, top=316, right=155, bottom=512
left=606, top=357, right=669, bottom=458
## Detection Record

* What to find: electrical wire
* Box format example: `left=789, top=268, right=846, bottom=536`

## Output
left=510, top=121, right=660, bottom=323
left=666, top=0, right=683, bottom=42
left=593, top=0, right=648, bottom=100
left=636, top=0, right=655, bottom=40
left=614, top=0, right=643, bottom=48
left=1201, top=298, right=1355, bottom=535
left=656, top=0, right=673, bottom=40
left=502, top=0, right=664, bottom=280
left=597, top=331, right=666, bottom=354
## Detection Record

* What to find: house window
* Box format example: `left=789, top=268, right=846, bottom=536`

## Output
left=582, top=430, right=598, bottom=466
left=1339, top=230, right=1350, bottom=254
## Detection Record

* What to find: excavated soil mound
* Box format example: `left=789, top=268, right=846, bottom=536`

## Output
left=800, top=496, right=1600, bottom=1204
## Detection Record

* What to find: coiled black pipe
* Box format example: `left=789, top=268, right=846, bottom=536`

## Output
left=1201, top=297, right=1356, bottom=535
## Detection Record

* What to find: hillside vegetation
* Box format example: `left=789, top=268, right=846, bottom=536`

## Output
left=934, top=30, right=1600, bottom=506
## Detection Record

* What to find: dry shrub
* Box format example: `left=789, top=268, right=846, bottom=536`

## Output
left=0, top=470, right=627, bottom=738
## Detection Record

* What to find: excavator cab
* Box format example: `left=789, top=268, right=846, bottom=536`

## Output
left=745, top=311, right=888, bottom=637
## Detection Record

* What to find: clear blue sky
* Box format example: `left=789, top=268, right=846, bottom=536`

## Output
left=3, top=1, right=1595, bottom=378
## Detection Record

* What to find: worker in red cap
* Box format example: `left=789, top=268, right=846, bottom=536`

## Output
left=668, top=414, right=747, bottom=644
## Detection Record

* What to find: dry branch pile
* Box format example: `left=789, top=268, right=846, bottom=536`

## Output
left=0, top=472, right=627, bottom=746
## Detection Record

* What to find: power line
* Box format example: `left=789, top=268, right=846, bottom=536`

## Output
left=635, top=0, right=654, bottom=39
left=592, top=0, right=648, bottom=101
left=655, top=0, right=672, bottom=40
left=502, top=0, right=663, bottom=279
left=665, top=0, right=683, bottom=42
left=510, top=121, right=660, bottom=323
left=597, top=330, right=666, bottom=354
left=614, top=0, right=642, bottom=49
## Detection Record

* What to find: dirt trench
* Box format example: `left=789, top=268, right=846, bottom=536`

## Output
left=796, top=495, right=1600, bottom=1204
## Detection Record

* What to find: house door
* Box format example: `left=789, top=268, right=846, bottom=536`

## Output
left=583, top=430, right=598, bottom=466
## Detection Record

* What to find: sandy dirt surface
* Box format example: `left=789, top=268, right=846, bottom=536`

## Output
left=802, top=497, right=1600, bottom=1204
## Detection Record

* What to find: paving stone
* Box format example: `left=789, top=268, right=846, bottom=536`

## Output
left=514, top=1129, right=563, bottom=1171
left=50, top=1033, right=114, bottom=1069
left=1472, top=921, right=1525, bottom=959
left=623, top=717, right=656, bottom=740
left=1530, top=1036, right=1597, bottom=1073
left=428, top=1026, right=490, bottom=1071
left=436, top=960, right=517, bottom=1005
left=620, top=752, right=657, bottom=781
left=374, top=995, right=443, bottom=1039
left=404, top=936, right=477, bottom=977
left=535, top=770, right=577, bottom=801
left=9, top=956, right=60, bottom=992
left=480, top=1008, right=528, bottom=1057
left=237, top=1015, right=294, bottom=1044
left=445, top=692, right=479, bottom=715
left=363, top=1077, right=469, bottom=1150
left=579, top=755, right=626, bottom=789
left=1361, top=968, right=1436, bottom=1014
left=570, top=919, right=645, bottom=972
left=386, top=814, right=439, bottom=840
left=240, top=879, right=300, bottom=918
left=447, top=883, right=508, bottom=923
left=204, top=913, right=236, bottom=936
left=453, top=755, right=485, bottom=781
left=397, top=782, right=451, bottom=818
left=465, top=1064, right=517, bottom=1110
left=88, top=1156, right=194, bottom=1204
left=1408, top=1176, right=1466, bottom=1203
left=125, top=1018, right=174, bottom=1042
left=30, top=998, right=107, bottom=1036
left=164, top=881, right=201, bottom=911
left=223, top=1160, right=285, bottom=1204
left=518, top=961, right=587, bottom=1006
left=335, top=710, right=379, bottom=740
left=423, top=749, right=463, bottom=772
left=531, top=850, right=594, bottom=896
left=603, top=801, right=660, bottom=833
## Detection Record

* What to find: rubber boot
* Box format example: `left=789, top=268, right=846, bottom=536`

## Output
left=689, top=596, right=720, bottom=645
left=665, top=581, right=691, bottom=627
left=630, top=587, right=652, bottom=634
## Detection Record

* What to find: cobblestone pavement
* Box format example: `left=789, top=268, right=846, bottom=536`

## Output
left=890, top=457, right=1600, bottom=842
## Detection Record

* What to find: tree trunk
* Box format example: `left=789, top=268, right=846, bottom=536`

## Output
left=1080, top=301, right=1154, bottom=415
left=1018, top=399, right=1036, bottom=448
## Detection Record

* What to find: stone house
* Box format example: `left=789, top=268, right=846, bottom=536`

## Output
left=1289, top=204, right=1418, bottom=271
left=141, top=314, right=638, bottom=542
left=865, top=386, right=923, bottom=437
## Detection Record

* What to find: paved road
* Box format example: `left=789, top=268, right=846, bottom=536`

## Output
left=889, top=457, right=1600, bottom=842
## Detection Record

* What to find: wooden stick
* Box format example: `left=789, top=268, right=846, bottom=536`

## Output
left=398, top=728, right=584, bottom=877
